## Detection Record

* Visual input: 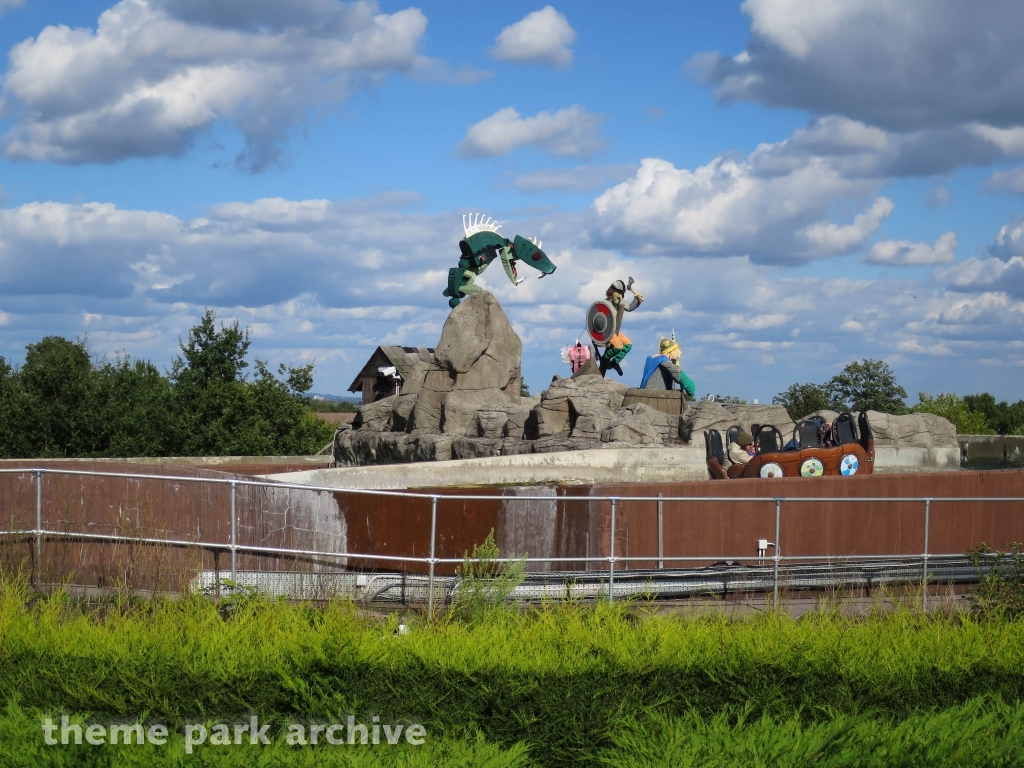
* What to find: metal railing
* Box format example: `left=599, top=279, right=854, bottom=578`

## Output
left=1, top=467, right=1021, bottom=616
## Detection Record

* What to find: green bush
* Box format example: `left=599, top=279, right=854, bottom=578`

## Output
left=2, top=581, right=1024, bottom=766
left=968, top=542, right=1024, bottom=618
left=913, top=392, right=992, bottom=434
left=451, top=529, right=526, bottom=622
left=600, top=698, right=1024, bottom=768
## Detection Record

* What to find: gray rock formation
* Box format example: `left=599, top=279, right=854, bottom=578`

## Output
left=503, top=404, right=534, bottom=439
left=474, top=403, right=524, bottom=438
left=867, top=411, right=957, bottom=448
left=801, top=409, right=840, bottom=424
left=352, top=395, right=396, bottom=432
left=338, top=291, right=958, bottom=468
left=723, top=403, right=795, bottom=438
left=526, top=378, right=574, bottom=438
left=407, top=292, right=521, bottom=435
left=600, top=403, right=679, bottom=444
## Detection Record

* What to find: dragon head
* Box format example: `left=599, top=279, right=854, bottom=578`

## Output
left=511, top=235, right=556, bottom=277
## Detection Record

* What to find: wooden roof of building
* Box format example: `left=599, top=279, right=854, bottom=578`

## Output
left=347, top=346, right=435, bottom=392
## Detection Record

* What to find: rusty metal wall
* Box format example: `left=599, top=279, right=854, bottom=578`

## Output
left=2, top=461, right=1021, bottom=587
left=0, top=462, right=346, bottom=591
left=332, top=469, right=1024, bottom=575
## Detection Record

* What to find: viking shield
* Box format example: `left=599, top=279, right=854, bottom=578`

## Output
left=586, top=300, right=616, bottom=344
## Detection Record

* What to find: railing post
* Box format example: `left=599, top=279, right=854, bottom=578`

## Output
left=608, top=498, right=617, bottom=604
left=657, top=493, right=664, bottom=570
left=230, top=481, right=237, bottom=584
left=427, top=496, right=438, bottom=621
left=922, top=498, right=931, bottom=612
left=34, top=470, right=43, bottom=590
left=773, top=498, right=782, bottom=608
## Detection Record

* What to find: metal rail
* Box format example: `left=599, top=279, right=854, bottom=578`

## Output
left=1, top=467, right=1020, bottom=607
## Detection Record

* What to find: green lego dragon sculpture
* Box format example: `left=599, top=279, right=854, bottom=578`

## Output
left=443, top=213, right=557, bottom=308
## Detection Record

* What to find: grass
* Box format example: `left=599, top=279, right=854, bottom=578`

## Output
left=1, top=578, right=1023, bottom=765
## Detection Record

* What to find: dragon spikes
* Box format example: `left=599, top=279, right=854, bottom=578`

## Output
left=529, top=236, right=542, bottom=249
left=463, top=213, right=502, bottom=238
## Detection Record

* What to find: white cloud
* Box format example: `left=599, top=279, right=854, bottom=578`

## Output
left=985, top=166, right=1024, bottom=195
left=803, top=198, right=894, bottom=253
left=866, top=231, right=957, bottom=266
left=937, top=255, right=1024, bottom=297
left=0, top=0, right=470, bottom=171
left=990, top=214, right=1024, bottom=259
left=691, top=0, right=1024, bottom=133
left=0, top=0, right=23, bottom=15
left=489, top=6, right=575, bottom=68
left=508, top=164, right=635, bottom=193
left=458, top=106, right=605, bottom=158
left=589, top=153, right=889, bottom=264
left=0, top=193, right=1020, bottom=399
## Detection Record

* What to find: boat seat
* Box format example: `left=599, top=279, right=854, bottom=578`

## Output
left=793, top=419, right=822, bottom=449
left=704, top=430, right=728, bottom=479
left=833, top=412, right=859, bottom=446
left=753, top=425, right=784, bottom=455
left=725, top=425, right=741, bottom=449
left=857, top=411, right=873, bottom=450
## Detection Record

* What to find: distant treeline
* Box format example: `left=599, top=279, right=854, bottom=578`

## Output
left=0, top=311, right=334, bottom=459
left=773, top=359, right=1024, bottom=435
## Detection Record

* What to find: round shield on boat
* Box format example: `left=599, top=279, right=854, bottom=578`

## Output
left=840, top=454, right=859, bottom=476
left=800, top=458, right=824, bottom=477
left=586, top=300, right=616, bottom=344
left=760, top=462, right=784, bottom=478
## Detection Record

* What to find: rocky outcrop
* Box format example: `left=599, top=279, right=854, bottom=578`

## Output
left=405, top=292, right=521, bottom=435
left=352, top=395, right=396, bottom=432
left=338, top=291, right=957, bottom=468
left=723, top=403, right=795, bottom=437
left=867, top=411, right=957, bottom=448
left=684, top=400, right=795, bottom=437
left=601, top=403, right=681, bottom=444
left=334, top=431, right=454, bottom=465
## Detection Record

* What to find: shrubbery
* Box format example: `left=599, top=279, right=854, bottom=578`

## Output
left=0, top=310, right=333, bottom=458
left=1, top=578, right=1023, bottom=766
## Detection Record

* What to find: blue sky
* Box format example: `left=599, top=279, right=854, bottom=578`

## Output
left=0, top=0, right=1023, bottom=403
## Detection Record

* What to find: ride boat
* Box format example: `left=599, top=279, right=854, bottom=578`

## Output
left=705, top=412, right=875, bottom=479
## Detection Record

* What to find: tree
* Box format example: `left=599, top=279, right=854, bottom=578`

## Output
left=170, top=310, right=333, bottom=456
left=18, top=336, right=100, bottom=457
left=912, top=392, right=991, bottom=435
left=773, top=383, right=834, bottom=421
left=964, top=393, right=1024, bottom=435
left=171, top=309, right=249, bottom=387
left=825, top=359, right=908, bottom=414
left=93, top=356, right=176, bottom=457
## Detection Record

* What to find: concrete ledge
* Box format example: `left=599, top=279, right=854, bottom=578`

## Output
left=874, top=445, right=961, bottom=473
left=265, top=445, right=711, bottom=489
left=270, top=443, right=963, bottom=490
left=958, top=434, right=1024, bottom=463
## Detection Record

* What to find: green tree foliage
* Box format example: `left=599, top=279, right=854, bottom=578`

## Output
left=963, top=393, right=1024, bottom=435
left=775, top=359, right=908, bottom=419
left=912, top=392, right=992, bottom=435
left=825, top=358, right=908, bottom=413
left=0, top=311, right=333, bottom=459
left=772, top=383, right=834, bottom=420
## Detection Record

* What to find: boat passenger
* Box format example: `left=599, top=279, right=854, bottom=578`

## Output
left=728, top=431, right=755, bottom=466
left=640, top=338, right=696, bottom=398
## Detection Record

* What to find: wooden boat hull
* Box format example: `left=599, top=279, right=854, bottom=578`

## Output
left=741, top=441, right=874, bottom=479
